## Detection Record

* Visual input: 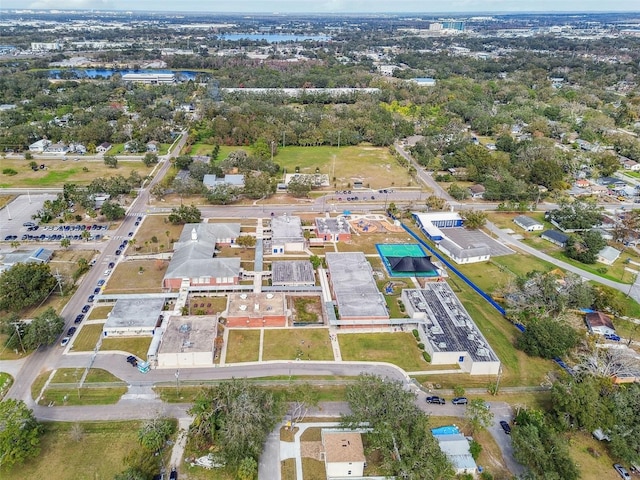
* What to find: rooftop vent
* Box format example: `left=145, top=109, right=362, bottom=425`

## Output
left=179, top=324, right=191, bottom=333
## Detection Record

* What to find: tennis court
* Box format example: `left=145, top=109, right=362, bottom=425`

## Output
left=376, top=243, right=426, bottom=258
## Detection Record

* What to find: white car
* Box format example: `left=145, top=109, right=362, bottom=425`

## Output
left=104, top=269, right=112, bottom=276
left=60, top=337, right=70, bottom=347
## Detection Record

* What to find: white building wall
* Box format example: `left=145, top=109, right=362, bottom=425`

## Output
left=325, top=461, right=365, bottom=478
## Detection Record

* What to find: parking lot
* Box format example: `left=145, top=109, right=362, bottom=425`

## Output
left=0, top=193, right=57, bottom=239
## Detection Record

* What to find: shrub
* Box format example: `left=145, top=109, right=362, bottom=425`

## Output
left=469, top=440, right=482, bottom=460
left=2, top=168, right=17, bottom=175
left=417, top=343, right=425, bottom=350
left=412, top=329, right=419, bottom=340
left=422, top=351, right=431, bottom=362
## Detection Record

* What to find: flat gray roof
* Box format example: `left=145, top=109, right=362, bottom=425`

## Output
left=405, top=283, right=499, bottom=362
left=514, top=215, right=543, bottom=228
left=272, top=260, right=315, bottom=285
left=158, top=315, right=217, bottom=354
left=104, top=297, right=165, bottom=330
left=326, top=252, right=388, bottom=319
left=271, top=215, right=304, bottom=243
left=315, top=217, right=350, bottom=235
left=443, top=228, right=514, bottom=257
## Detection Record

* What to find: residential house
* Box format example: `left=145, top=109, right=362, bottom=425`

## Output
left=575, top=179, right=590, bottom=189
left=437, top=238, right=490, bottom=264
left=29, top=139, right=51, bottom=153
left=68, top=143, right=86, bottom=155
left=596, top=246, right=621, bottom=265
left=585, top=311, right=616, bottom=336
left=202, top=174, right=245, bottom=190
left=468, top=184, right=485, bottom=199
left=620, top=156, right=640, bottom=171
left=513, top=215, right=544, bottom=232
left=432, top=429, right=477, bottom=475
left=409, top=77, right=436, bottom=86
left=321, top=431, right=366, bottom=478
left=146, top=141, right=159, bottom=153
left=541, top=230, right=569, bottom=247
left=96, top=142, right=112, bottom=153
left=44, top=142, right=68, bottom=154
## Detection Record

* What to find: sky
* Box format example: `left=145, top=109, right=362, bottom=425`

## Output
left=3, top=0, right=639, bottom=13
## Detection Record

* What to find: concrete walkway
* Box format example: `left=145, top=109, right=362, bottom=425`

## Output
left=169, top=416, right=193, bottom=473
left=280, top=422, right=340, bottom=480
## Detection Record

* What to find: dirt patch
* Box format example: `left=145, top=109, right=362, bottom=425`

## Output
left=290, top=296, right=324, bottom=324
left=300, top=441, right=323, bottom=460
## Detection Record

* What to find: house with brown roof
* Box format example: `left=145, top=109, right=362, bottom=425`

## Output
left=321, top=430, right=366, bottom=478
left=468, top=184, right=485, bottom=199
left=585, top=311, right=616, bottom=336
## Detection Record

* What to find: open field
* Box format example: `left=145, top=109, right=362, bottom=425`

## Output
left=102, top=259, right=168, bottom=294
left=338, top=332, right=428, bottom=372
left=70, top=324, right=104, bottom=351
left=0, top=421, right=147, bottom=480
left=225, top=329, right=261, bottom=363
left=0, top=333, right=29, bottom=360
left=568, top=431, right=623, bottom=480
left=0, top=372, right=13, bottom=399
left=194, top=144, right=415, bottom=190
left=262, top=328, right=333, bottom=361
left=33, top=368, right=127, bottom=406
left=336, top=231, right=416, bottom=254
left=129, top=214, right=184, bottom=255
left=0, top=158, right=153, bottom=188
left=100, top=336, right=152, bottom=359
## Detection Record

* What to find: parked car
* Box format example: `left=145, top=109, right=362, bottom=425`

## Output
left=426, top=396, right=446, bottom=404
left=452, top=397, right=468, bottom=405
left=97, top=279, right=105, bottom=286
left=614, top=464, right=631, bottom=480
left=94, top=287, right=101, bottom=294
left=81, top=304, right=90, bottom=313
left=126, top=355, right=138, bottom=367
left=605, top=333, right=621, bottom=341
left=67, top=327, right=77, bottom=336
left=104, top=269, right=112, bottom=276
left=74, top=314, right=84, bottom=324
left=115, top=250, right=121, bottom=256
left=60, top=337, right=70, bottom=347
left=87, top=295, right=95, bottom=302
left=108, top=262, right=115, bottom=268
left=499, top=421, right=511, bottom=435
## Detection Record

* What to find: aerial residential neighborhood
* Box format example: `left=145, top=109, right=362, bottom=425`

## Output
left=1, top=6, right=640, bottom=480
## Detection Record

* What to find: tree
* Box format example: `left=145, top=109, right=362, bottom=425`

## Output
left=142, top=152, right=158, bottom=167
left=101, top=200, right=126, bottom=221
left=289, top=383, right=319, bottom=425
left=236, top=235, right=256, bottom=250
left=309, top=255, right=322, bottom=269
left=22, top=307, right=64, bottom=349
left=168, top=204, right=201, bottom=225
left=237, top=456, right=258, bottom=480
left=466, top=399, right=494, bottom=434
left=565, top=230, right=606, bottom=264
left=425, top=195, right=447, bottom=211
left=511, top=409, right=579, bottom=480
left=243, top=172, right=276, bottom=199
left=188, top=379, right=283, bottom=471
left=174, top=154, right=193, bottom=170
left=150, top=183, right=167, bottom=201
left=549, top=199, right=602, bottom=231
left=137, top=417, right=175, bottom=453
left=516, top=317, right=580, bottom=359
left=460, top=210, right=487, bottom=230
left=0, top=262, right=57, bottom=311
left=0, top=399, right=42, bottom=469
left=342, top=374, right=454, bottom=480
left=60, top=237, right=71, bottom=249
left=206, top=184, right=239, bottom=205
left=287, top=176, right=313, bottom=198
left=447, top=183, right=470, bottom=200
left=103, top=155, right=118, bottom=168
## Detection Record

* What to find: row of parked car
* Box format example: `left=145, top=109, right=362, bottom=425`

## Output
left=425, top=396, right=469, bottom=405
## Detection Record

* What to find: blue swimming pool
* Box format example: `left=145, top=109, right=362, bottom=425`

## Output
left=431, top=425, right=460, bottom=436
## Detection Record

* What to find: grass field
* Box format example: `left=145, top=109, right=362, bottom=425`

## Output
left=338, top=332, right=428, bottom=372
left=127, top=215, right=184, bottom=255
left=0, top=333, right=29, bottom=360
left=34, top=368, right=127, bottom=406
left=70, top=324, right=103, bottom=351
left=102, top=259, right=168, bottom=294
left=262, top=328, right=333, bottom=361
left=100, top=336, right=152, bottom=359
left=568, top=431, right=622, bottom=480
left=0, top=421, right=148, bottom=480
left=0, top=372, right=13, bottom=399
left=0, top=158, right=153, bottom=188
left=194, top=144, right=414, bottom=190
left=225, top=330, right=261, bottom=363
left=87, top=305, right=113, bottom=320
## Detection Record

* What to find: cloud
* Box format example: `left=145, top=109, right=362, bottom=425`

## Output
left=28, top=0, right=114, bottom=8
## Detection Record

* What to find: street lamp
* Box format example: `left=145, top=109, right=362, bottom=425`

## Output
left=175, top=369, right=180, bottom=397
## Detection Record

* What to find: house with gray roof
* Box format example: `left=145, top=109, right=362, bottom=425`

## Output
left=513, top=215, right=544, bottom=232
left=596, top=246, right=621, bottom=265
left=1, top=247, right=53, bottom=272
left=202, top=174, right=245, bottom=190
left=270, top=214, right=305, bottom=254
left=541, top=230, right=569, bottom=247
left=437, top=238, right=490, bottom=264
left=163, top=223, right=241, bottom=289
left=432, top=431, right=477, bottom=475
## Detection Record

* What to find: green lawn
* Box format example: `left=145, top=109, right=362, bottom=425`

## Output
left=70, top=323, right=103, bottom=351
left=0, top=372, right=13, bottom=399
left=0, top=421, right=148, bottom=480
left=225, top=330, right=261, bottom=363
left=0, top=158, right=153, bottom=188
left=87, top=306, right=113, bottom=320
left=338, top=332, right=428, bottom=372
left=35, top=368, right=127, bottom=406
left=262, top=328, right=333, bottom=361
left=100, top=336, right=152, bottom=359
left=194, top=144, right=415, bottom=190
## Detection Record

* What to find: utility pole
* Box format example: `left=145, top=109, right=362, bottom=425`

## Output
left=282, top=131, right=285, bottom=148
left=12, top=321, right=25, bottom=353
left=337, top=130, right=341, bottom=149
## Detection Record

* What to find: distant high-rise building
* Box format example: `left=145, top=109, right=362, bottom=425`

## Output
left=441, top=21, right=465, bottom=32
